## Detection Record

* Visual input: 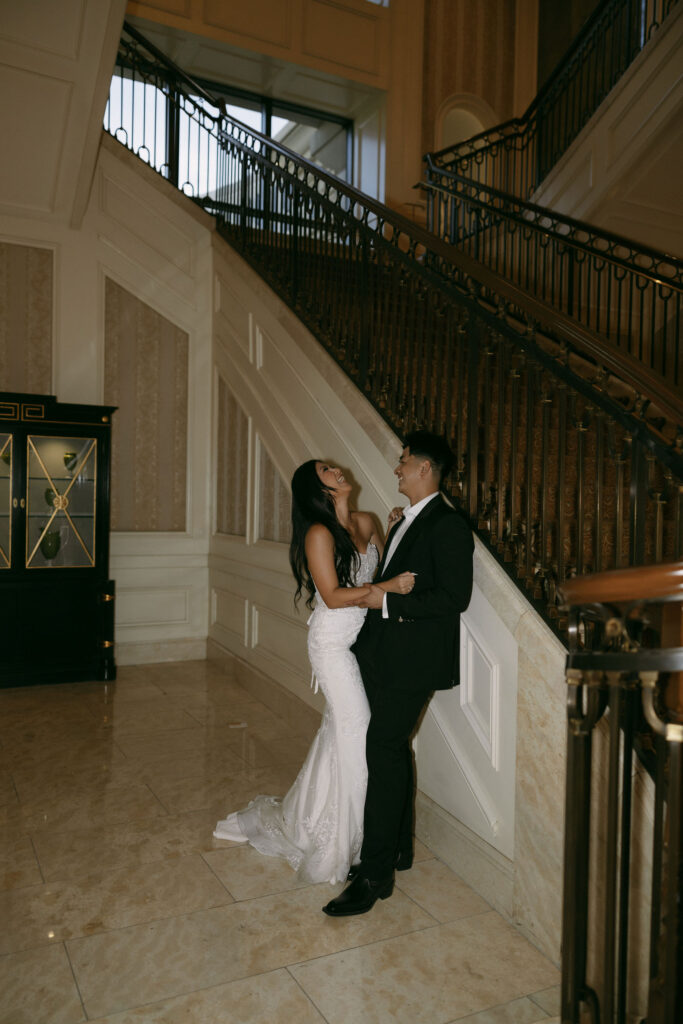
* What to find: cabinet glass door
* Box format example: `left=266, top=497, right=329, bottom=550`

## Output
left=26, top=436, right=97, bottom=569
left=0, top=433, right=10, bottom=568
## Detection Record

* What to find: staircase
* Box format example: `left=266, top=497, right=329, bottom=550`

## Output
left=108, top=20, right=682, bottom=644
left=421, top=0, right=682, bottom=390
left=105, top=22, right=683, bottom=1018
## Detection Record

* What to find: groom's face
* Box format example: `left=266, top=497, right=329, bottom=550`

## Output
left=395, top=447, right=426, bottom=502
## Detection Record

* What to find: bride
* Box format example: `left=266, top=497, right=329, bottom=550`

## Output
left=213, top=459, right=414, bottom=883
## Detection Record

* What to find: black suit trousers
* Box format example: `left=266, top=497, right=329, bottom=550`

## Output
left=358, top=651, right=432, bottom=879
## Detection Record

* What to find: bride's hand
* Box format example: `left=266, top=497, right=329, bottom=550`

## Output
left=387, top=506, right=405, bottom=527
left=382, top=571, right=415, bottom=595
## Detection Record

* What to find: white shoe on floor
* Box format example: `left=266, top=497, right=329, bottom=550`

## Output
left=213, top=812, right=249, bottom=843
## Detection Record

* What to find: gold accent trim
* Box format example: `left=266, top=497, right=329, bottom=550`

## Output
left=100, top=593, right=115, bottom=602
left=26, top=437, right=97, bottom=568
left=0, top=403, right=19, bottom=420
left=22, top=403, right=45, bottom=420
left=0, top=433, right=11, bottom=569
left=99, top=640, right=114, bottom=648
left=22, top=417, right=111, bottom=428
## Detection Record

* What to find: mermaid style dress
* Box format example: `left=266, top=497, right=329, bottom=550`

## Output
left=214, top=544, right=378, bottom=884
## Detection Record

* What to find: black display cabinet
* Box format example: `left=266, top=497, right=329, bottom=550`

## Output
left=0, top=392, right=117, bottom=686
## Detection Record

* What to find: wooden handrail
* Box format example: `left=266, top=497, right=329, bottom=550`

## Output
left=558, top=560, right=683, bottom=606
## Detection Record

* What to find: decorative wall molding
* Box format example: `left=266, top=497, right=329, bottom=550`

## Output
left=0, top=0, right=127, bottom=223
left=460, top=616, right=500, bottom=769
left=415, top=582, right=519, bottom=861
left=117, top=585, right=190, bottom=627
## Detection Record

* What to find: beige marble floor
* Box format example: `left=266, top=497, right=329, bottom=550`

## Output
left=0, top=659, right=561, bottom=1024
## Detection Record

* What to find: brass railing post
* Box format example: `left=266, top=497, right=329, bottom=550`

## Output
left=561, top=667, right=604, bottom=1023
left=559, top=567, right=683, bottom=1023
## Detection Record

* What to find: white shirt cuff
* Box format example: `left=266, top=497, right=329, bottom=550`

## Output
left=382, top=592, right=389, bottom=619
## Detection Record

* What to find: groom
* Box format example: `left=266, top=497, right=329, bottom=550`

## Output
left=323, top=431, right=474, bottom=916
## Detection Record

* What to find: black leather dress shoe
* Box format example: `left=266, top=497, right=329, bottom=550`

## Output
left=322, top=873, right=394, bottom=917
left=346, top=850, right=413, bottom=882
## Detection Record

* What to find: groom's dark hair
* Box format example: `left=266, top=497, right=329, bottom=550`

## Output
left=403, top=431, right=454, bottom=483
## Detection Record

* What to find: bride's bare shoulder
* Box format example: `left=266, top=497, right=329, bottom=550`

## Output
left=351, top=510, right=377, bottom=542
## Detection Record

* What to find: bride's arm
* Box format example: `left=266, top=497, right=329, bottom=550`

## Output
left=305, top=524, right=370, bottom=609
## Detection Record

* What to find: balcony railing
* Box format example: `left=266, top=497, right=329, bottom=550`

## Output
left=427, top=0, right=679, bottom=196
left=422, top=0, right=682, bottom=391
left=105, top=22, right=683, bottom=643
left=421, top=173, right=683, bottom=389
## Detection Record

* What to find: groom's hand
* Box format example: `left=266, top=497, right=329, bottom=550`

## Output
left=358, top=584, right=384, bottom=610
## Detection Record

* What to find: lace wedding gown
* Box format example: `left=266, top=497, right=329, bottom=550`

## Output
left=214, top=544, right=377, bottom=884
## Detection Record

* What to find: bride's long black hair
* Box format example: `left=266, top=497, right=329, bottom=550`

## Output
left=289, top=459, right=359, bottom=609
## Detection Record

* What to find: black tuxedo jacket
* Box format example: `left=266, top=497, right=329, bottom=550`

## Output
left=352, top=494, right=474, bottom=693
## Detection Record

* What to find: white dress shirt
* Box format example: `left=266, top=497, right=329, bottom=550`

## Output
left=381, top=491, right=439, bottom=617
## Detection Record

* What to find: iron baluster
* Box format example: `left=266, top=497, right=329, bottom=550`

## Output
left=495, top=339, right=507, bottom=549
left=561, top=665, right=605, bottom=1024
left=506, top=354, right=521, bottom=564
left=575, top=405, right=588, bottom=576
left=629, top=438, right=647, bottom=566
left=466, top=316, right=479, bottom=520
left=525, top=360, right=536, bottom=584
left=556, top=383, right=568, bottom=586
left=595, top=411, right=605, bottom=573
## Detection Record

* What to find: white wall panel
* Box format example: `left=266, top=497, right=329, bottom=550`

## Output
left=117, top=585, right=189, bottom=626
left=416, top=583, right=518, bottom=859
left=0, top=0, right=127, bottom=223
left=211, top=585, right=249, bottom=646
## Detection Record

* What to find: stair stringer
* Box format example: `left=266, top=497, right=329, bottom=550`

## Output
left=209, top=235, right=567, bottom=963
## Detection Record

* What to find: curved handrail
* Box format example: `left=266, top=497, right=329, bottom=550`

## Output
left=421, top=170, right=683, bottom=284
left=122, top=20, right=218, bottom=106
left=233, top=119, right=683, bottom=434
left=558, top=560, right=683, bottom=606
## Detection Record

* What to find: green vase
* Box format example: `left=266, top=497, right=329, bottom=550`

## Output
left=39, top=531, right=61, bottom=560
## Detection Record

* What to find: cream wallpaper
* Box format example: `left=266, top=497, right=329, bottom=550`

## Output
left=104, top=277, right=188, bottom=531
left=422, top=0, right=517, bottom=150
left=215, top=375, right=248, bottom=536
left=258, top=441, right=291, bottom=544
left=0, top=241, right=53, bottom=394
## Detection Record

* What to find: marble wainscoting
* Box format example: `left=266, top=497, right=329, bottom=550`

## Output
left=418, top=538, right=568, bottom=965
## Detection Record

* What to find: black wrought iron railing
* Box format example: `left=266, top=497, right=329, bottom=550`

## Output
left=105, top=23, right=683, bottom=641
left=427, top=0, right=679, bottom=195
left=422, top=0, right=682, bottom=390
left=421, top=174, right=683, bottom=389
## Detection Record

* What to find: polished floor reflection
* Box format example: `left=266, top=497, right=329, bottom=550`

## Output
left=1, top=659, right=561, bottom=1023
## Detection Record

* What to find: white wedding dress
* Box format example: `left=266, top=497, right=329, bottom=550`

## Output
left=214, top=544, right=377, bottom=884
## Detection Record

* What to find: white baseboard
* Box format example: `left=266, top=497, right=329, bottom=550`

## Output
left=115, top=637, right=208, bottom=665
left=416, top=790, right=515, bottom=922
